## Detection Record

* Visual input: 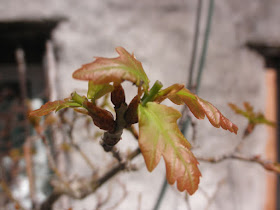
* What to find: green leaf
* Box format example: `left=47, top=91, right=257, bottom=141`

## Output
left=72, top=47, right=150, bottom=92
left=87, top=81, right=114, bottom=101
left=157, top=86, right=238, bottom=134
left=138, top=102, right=201, bottom=194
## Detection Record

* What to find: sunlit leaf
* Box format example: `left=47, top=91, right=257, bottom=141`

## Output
left=156, top=86, right=238, bottom=134
left=87, top=81, right=114, bottom=101
left=138, top=102, right=201, bottom=194
left=73, top=47, right=150, bottom=92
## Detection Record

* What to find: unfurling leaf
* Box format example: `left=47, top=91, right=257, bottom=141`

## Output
left=72, top=47, right=150, bottom=92
left=138, top=102, right=201, bottom=194
left=29, top=100, right=67, bottom=117
left=29, top=98, right=81, bottom=117
left=155, top=85, right=238, bottom=134
left=87, top=81, right=114, bottom=101
left=229, top=102, right=275, bottom=137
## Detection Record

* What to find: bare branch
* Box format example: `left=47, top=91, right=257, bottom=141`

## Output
left=15, top=48, right=37, bottom=207
left=197, top=153, right=280, bottom=174
left=39, top=147, right=141, bottom=210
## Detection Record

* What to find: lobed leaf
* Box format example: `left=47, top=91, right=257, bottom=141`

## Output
left=73, top=47, right=150, bottom=92
left=156, top=85, right=238, bottom=134
left=138, top=102, right=201, bottom=194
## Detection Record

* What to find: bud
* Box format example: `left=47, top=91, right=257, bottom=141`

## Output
left=124, top=95, right=139, bottom=126
left=84, top=101, right=115, bottom=132
left=111, top=84, right=125, bottom=109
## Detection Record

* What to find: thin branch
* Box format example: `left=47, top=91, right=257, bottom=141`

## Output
left=0, top=165, right=25, bottom=210
left=39, top=147, right=141, bottom=210
left=105, top=179, right=127, bottom=210
left=95, top=185, right=112, bottom=210
left=15, top=48, right=37, bottom=207
left=61, top=111, right=96, bottom=171
left=40, top=135, right=71, bottom=190
left=204, top=178, right=225, bottom=210
left=197, top=153, right=280, bottom=173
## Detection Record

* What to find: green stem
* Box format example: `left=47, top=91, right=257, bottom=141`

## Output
left=141, top=80, right=163, bottom=106
left=71, top=92, right=86, bottom=106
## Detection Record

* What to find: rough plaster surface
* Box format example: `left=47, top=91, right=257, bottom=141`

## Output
left=1, top=0, right=280, bottom=209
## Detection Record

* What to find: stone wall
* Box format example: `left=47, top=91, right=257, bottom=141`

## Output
left=1, top=0, right=280, bottom=209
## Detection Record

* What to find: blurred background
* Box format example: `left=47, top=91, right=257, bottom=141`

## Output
left=0, top=0, right=280, bottom=209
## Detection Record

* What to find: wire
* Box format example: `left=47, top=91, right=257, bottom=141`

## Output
left=152, top=1, right=215, bottom=209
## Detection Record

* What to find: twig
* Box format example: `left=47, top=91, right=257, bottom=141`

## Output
left=0, top=181, right=25, bottom=210
left=95, top=184, right=112, bottom=210
left=185, top=193, right=192, bottom=210
left=39, top=147, right=141, bottom=210
left=126, top=125, right=139, bottom=139
left=197, top=153, right=280, bottom=173
left=45, top=40, right=57, bottom=101
left=61, top=111, right=96, bottom=171
left=15, top=48, right=37, bottom=207
left=40, top=135, right=71, bottom=190
left=0, top=166, right=25, bottom=210
left=205, top=178, right=225, bottom=210
left=105, top=179, right=127, bottom=210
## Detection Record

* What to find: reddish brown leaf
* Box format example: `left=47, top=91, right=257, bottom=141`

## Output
left=138, top=102, right=201, bottom=194
left=154, top=84, right=184, bottom=103
left=29, top=100, right=65, bottom=117
left=72, top=47, right=150, bottom=91
left=159, top=86, right=238, bottom=134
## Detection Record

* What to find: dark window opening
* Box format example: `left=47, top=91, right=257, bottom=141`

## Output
left=0, top=19, right=63, bottom=153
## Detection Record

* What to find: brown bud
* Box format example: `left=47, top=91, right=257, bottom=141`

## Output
left=124, top=95, right=139, bottom=126
left=85, top=101, right=115, bottom=132
left=111, top=84, right=125, bottom=108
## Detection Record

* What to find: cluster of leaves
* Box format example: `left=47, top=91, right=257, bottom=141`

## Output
left=30, top=47, right=238, bottom=195
left=229, top=102, right=275, bottom=138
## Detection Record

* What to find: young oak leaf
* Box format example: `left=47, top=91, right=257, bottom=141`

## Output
left=87, top=81, right=114, bottom=101
left=228, top=102, right=275, bottom=126
left=156, top=86, right=238, bottom=134
left=72, top=47, right=150, bottom=92
left=229, top=102, right=275, bottom=137
left=29, top=99, right=81, bottom=117
left=138, top=102, right=201, bottom=194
